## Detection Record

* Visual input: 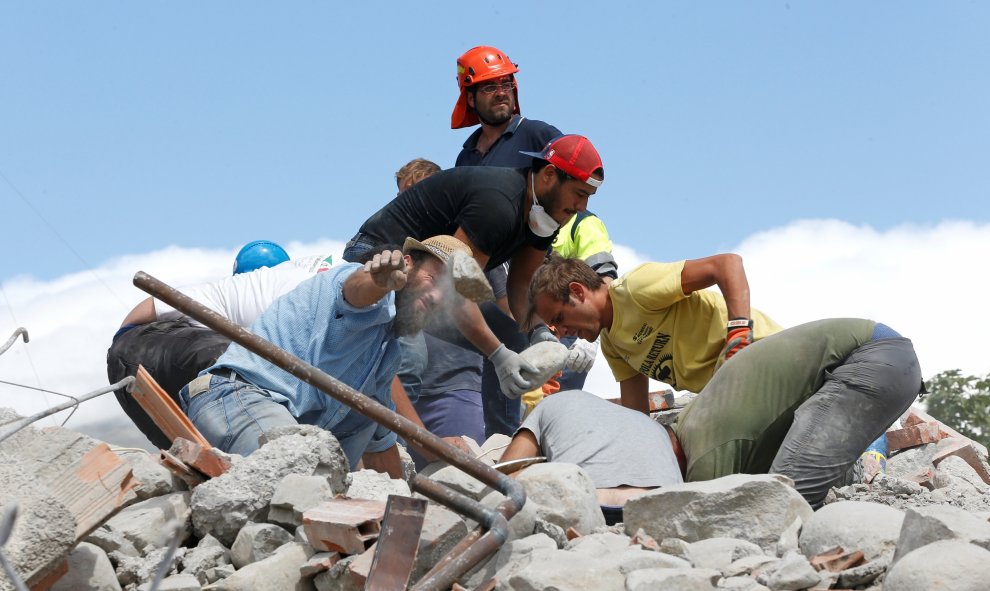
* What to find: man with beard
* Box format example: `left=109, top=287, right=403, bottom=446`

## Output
left=179, top=236, right=470, bottom=477
left=343, top=135, right=606, bottom=435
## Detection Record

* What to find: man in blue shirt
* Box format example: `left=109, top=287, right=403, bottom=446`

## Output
left=179, top=235, right=472, bottom=478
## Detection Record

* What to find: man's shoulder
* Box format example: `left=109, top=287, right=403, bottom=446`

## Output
left=512, top=117, right=561, bottom=146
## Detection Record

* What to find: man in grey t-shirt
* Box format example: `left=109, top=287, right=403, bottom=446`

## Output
left=501, top=390, right=683, bottom=507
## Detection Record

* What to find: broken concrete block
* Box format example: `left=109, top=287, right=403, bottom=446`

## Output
left=775, top=513, right=802, bottom=557
left=799, top=500, right=904, bottom=561
left=887, top=442, right=938, bottom=483
left=623, top=567, right=721, bottom=591
left=269, top=473, right=334, bottom=528
left=302, top=498, right=385, bottom=554
left=516, top=463, right=606, bottom=534
left=204, top=564, right=235, bottom=585
left=498, top=548, right=626, bottom=591
left=723, top=554, right=777, bottom=577
left=208, top=541, right=315, bottom=590
left=717, top=576, right=770, bottom=590
left=835, top=556, right=889, bottom=588
left=49, top=542, right=120, bottom=591
left=396, top=444, right=416, bottom=483
left=658, top=537, right=692, bottom=561
left=102, top=492, right=192, bottom=554
left=564, top=532, right=632, bottom=556
left=409, top=503, right=468, bottom=581
left=624, top=474, right=813, bottom=553
left=478, top=434, right=511, bottom=465
left=230, top=522, right=294, bottom=568
left=169, top=437, right=234, bottom=478
left=419, top=464, right=489, bottom=500
left=685, top=537, right=764, bottom=571
left=300, top=552, right=341, bottom=577
left=313, top=555, right=361, bottom=591
left=180, top=534, right=231, bottom=585
left=517, top=341, right=570, bottom=386
left=191, top=428, right=348, bottom=546
left=933, top=455, right=990, bottom=494
left=116, top=545, right=185, bottom=588
left=118, top=449, right=179, bottom=500
left=459, top=533, right=558, bottom=589
left=344, top=469, right=411, bottom=501
left=756, top=553, right=820, bottom=590
left=892, top=504, right=990, bottom=565
left=533, top=518, right=567, bottom=549
left=933, top=437, right=990, bottom=485
left=137, top=573, right=201, bottom=591
left=885, top=539, right=990, bottom=591
left=614, top=546, right=691, bottom=573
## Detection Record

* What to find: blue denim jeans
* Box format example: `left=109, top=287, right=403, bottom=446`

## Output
left=179, top=375, right=376, bottom=468
left=342, top=233, right=380, bottom=263
left=556, top=335, right=589, bottom=391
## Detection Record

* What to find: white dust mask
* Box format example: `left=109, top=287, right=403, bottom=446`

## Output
left=528, top=172, right=560, bottom=238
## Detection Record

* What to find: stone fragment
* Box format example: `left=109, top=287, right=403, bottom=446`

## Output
left=932, top=455, right=990, bottom=494
left=313, top=555, right=361, bottom=591
left=871, top=474, right=926, bottom=496
left=686, top=537, right=764, bottom=571
left=204, top=564, right=235, bottom=584
left=724, top=554, right=777, bottom=577
left=420, top=464, right=489, bottom=500
left=85, top=525, right=140, bottom=558
left=565, top=532, right=633, bottom=555
left=191, top=427, right=348, bottom=545
left=115, top=546, right=184, bottom=588
left=798, top=501, right=904, bottom=561
left=775, top=515, right=801, bottom=557
left=478, top=434, right=512, bottom=465
left=269, top=473, right=334, bottom=528
left=410, top=503, right=468, bottom=581
left=533, top=518, right=567, bottom=548
left=835, top=557, right=889, bottom=588
left=624, top=567, right=721, bottom=591
left=180, top=534, right=231, bottom=585
left=629, top=528, right=660, bottom=552
left=658, top=537, right=692, bottom=561
left=300, top=552, right=341, bottom=577
left=230, top=522, right=294, bottom=568
left=137, top=573, right=201, bottom=591
left=516, top=463, right=605, bottom=534
left=344, top=469, right=411, bottom=501
left=884, top=539, right=990, bottom=590
left=756, top=553, right=820, bottom=590
left=302, top=498, right=385, bottom=554
left=624, top=474, right=812, bottom=553
left=892, top=504, right=990, bottom=564
left=396, top=444, right=416, bottom=483
left=102, top=492, right=192, bottom=554
left=118, top=450, right=178, bottom=500
left=615, top=547, right=691, bottom=572
left=49, top=542, right=120, bottom=591
left=717, top=576, right=770, bottom=590
left=459, top=534, right=558, bottom=589
left=517, top=341, right=570, bottom=386
left=208, top=542, right=315, bottom=590
left=886, top=442, right=937, bottom=484
left=497, top=548, right=626, bottom=591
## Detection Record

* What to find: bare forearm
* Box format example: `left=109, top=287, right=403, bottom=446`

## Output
left=120, top=297, right=156, bottom=327
left=362, top=444, right=403, bottom=479
left=620, top=374, right=650, bottom=415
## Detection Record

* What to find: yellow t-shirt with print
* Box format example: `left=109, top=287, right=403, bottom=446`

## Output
left=599, top=261, right=782, bottom=393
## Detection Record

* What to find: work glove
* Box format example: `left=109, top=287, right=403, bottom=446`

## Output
left=488, top=344, right=539, bottom=399
left=714, top=318, right=753, bottom=371
left=528, top=324, right=560, bottom=347
left=564, top=338, right=597, bottom=373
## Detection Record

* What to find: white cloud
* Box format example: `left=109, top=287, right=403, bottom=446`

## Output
left=1, top=222, right=988, bottom=438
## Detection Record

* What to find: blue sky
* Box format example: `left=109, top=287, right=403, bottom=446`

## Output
left=2, top=2, right=987, bottom=283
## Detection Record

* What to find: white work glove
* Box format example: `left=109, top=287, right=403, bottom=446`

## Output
left=488, top=344, right=539, bottom=400
left=564, top=338, right=597, bottom=373
left=528, top=324, right=560, bottom=347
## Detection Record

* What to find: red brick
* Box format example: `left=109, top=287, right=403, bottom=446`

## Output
left=933, top=437, right=990, bottom=485
left=303, top=499, right=386, bottom=554
left=886, top=422, right=944, bottom=452
left=170, top=437, right=232, bottom=478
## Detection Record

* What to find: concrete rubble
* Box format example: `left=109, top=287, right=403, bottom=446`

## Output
left=5, top=406, right=990, bottom=590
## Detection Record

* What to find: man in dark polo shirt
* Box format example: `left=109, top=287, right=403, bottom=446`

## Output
left=452, top=45, right=560, bottom=167
left=343, top=135, right=605, bottom=433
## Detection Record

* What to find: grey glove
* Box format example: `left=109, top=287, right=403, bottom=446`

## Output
left=488, top=344, right=539, bottom=399
left=528, top=324, right=559, bottom=347
left=564, top=338, right=597, bottom=373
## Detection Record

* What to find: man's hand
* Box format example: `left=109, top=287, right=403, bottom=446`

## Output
left=364, top=249, right=408, bottom=292
left=528, top=324, right=559, bottom=347
left=488, top=344, right=539, bottom=399
left=715, top=319, right=753, bottom=371
left=564, top=338, right=597, bottom=373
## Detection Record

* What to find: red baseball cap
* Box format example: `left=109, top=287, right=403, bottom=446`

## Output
left=520, top=134, right=604, bottom=188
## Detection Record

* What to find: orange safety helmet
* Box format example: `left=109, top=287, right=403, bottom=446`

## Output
left=451, top=46, right=521, bottom=129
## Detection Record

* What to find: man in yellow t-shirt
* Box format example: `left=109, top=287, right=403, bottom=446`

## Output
left=527, top=254, right=782, bottom=414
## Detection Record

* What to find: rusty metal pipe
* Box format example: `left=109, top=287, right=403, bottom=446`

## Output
left=133, top=271, right=525, bottom=589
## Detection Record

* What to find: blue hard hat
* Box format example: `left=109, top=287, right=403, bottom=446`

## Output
left=233, top=240, right=290, bottom=275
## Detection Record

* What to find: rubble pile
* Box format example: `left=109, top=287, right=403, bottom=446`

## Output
left=2, top=407, right=990, bottom=590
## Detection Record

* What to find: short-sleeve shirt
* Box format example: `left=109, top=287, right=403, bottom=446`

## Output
left=455, top=116, right=561, bottom=168
left=207, top=263, right=400, bottom=450
left=154, top=254, right=335, bottom=328
left=518, top=390, right=683, bottom=489
left=600, top=262, right=782, bottom=393
left=355, top=167, right=553, bottom=271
